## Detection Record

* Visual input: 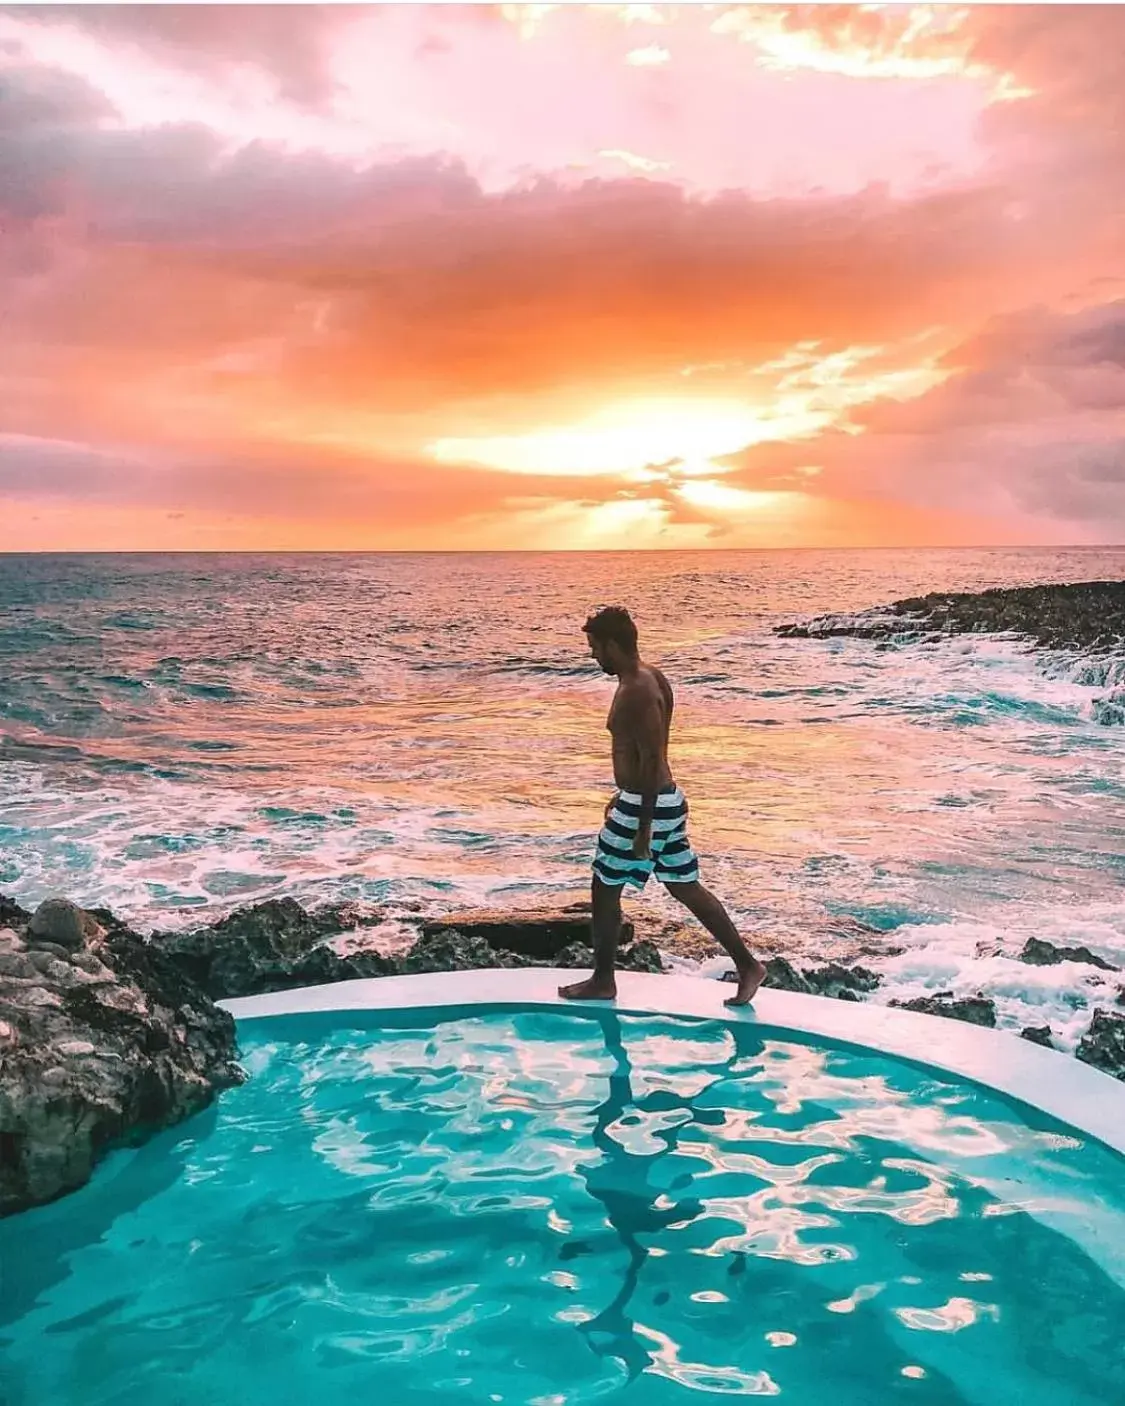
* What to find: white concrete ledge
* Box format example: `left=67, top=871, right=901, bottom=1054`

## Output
left=220, top=968, right=1125, bottom=1159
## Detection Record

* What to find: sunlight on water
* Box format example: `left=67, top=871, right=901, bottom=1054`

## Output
left=0, top=548, right=1123, bottom=1045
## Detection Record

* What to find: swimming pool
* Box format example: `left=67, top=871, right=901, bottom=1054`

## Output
left=3, top=997, right=1124, bottom=1405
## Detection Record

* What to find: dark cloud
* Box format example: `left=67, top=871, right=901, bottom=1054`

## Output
left=0, top=59, right=114, bottom=132
left=0, top=4, right=354, bottom=108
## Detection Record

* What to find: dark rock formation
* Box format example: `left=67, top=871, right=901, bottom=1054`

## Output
left=0, top=894, right=30, bottom=929
left=555, top=942, right=596, bottom=969
left=420, top=901, right=635, bottom=960
left=0, top=898, right=242, bottom=1217
left=159, top=897, right=396, bottom=999
left=889, top=992, right=998, bottom=1027
left=804, top=961, right=881, bottom=999
left=1019, top=1025, right=1055, bottom=1049
left=401, top=930, right=524, bottom=974
left=1019, top=937, right=1117, bottom=972
left=159, top=897, right=663, bottom=998
left=776, top=581, right=1125, bottom=654
left=760, top=956, right=812, bottom=993
left=617, top=939, right=664, bottom=974
left=1076, top=1009, right=1125, bottom=1081
left=723, top=956, right=881, bottom=1001
left=28, top=897, right=101, bottom=952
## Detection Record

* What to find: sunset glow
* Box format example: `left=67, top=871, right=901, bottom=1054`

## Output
left=2, top=3, right=1123, bottom=550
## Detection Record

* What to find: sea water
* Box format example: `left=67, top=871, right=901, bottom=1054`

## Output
left=1, top=548, right=1122, bottom=1045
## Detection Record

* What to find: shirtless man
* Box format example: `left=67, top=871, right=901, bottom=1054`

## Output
left=559, top=605, right=767, bottom=1007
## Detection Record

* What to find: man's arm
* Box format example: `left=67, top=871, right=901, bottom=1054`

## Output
left=618, top=685, right=666, bottom=858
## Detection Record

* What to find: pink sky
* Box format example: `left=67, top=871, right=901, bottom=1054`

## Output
left=1, top=3, right=1123, bottom=549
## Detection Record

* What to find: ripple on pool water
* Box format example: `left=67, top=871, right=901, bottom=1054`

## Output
left=2, top=1010, right=1124, bottom=1406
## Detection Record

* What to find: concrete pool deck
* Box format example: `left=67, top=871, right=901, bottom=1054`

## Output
left=221, top=967, right=1125, bottom=1159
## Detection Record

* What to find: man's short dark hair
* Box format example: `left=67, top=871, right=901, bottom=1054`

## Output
left=584, top=605, right=638, bottom=653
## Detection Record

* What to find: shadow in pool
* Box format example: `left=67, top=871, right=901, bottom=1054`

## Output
left=572, top=1013, right=766, bottom=1381
left=0, top=1104, right=220, bottom=1331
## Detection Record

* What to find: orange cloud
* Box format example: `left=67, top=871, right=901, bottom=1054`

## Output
left=2, top=5, right=1124, bottom=548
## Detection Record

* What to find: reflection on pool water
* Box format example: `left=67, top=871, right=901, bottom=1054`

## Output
left=3, top=1009, right=1124, bottom=1405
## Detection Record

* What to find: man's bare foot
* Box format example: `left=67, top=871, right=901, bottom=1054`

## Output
left=558, top=976, right=617, bottom=1001
left=724, top=959, right=767, bottom=1008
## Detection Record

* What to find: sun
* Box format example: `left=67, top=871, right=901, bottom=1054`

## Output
left=426, top=398, right=776, bottom=478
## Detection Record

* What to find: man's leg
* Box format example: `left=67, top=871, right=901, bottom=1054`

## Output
left=559, top=875, right=624, bottom=1001
left=665, top=880, right=766, bottom=1007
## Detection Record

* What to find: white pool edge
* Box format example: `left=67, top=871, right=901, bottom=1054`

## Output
left=220, top=968, right=1125, bottom=1158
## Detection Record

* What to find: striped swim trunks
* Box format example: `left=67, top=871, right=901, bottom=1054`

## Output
left=593, top=783, right=700, bottom=889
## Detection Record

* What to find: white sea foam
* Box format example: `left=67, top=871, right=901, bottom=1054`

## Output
left=2, top=549, right=1122, bottom=1063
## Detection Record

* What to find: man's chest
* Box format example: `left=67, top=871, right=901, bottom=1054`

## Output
left=606, top=687, right=624, bottom=735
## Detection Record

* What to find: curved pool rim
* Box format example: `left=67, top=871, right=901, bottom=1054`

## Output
left=220, top=968, right=1125, bottom=1159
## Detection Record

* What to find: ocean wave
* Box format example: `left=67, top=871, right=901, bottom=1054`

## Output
left=2, top=549, right=1123, bottom=1047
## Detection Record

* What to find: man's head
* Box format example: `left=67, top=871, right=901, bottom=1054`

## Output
left=584, top=605, right=638, bottom=676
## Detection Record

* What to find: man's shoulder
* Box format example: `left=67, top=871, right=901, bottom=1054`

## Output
left=620, top=669, right=670, bottom=709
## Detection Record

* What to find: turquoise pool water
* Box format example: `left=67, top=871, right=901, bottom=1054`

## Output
left=3, top=1010, right=1124, bottom=1405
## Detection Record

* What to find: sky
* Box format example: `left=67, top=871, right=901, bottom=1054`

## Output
left=1, top=2, right=1124, bottom=551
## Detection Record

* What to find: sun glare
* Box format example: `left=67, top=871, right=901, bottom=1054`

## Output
left=427, top=400, right=776, bottom=477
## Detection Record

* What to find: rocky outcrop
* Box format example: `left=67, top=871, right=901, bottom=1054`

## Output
left=776, top=581, right=1125, bottom=653
left=1019, top=937, right=1117, bottom=972
left=724, top=956, right=881, bottom=1001
left=419, top=902, right=636, bottom=960
left=0, top=898, right=242, bottom=1217
left=28, top=897, right=103, bottom=951
left=1076, top=1009, right=1125, bottom=1081
left=549, top=939, right=664, bottom=974
left=1019, top=1025, right=1055, bottom=1048
left=159, top=898, right=397, bottom=1000
left=159, top=898, right=662, bottom=998
left=889, top=992, right=998, bottom=1027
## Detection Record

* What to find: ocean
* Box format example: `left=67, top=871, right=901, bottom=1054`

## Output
left=1, top=548, right=1122, bottom=1049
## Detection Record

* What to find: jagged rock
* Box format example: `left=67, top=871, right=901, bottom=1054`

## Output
left=28, top=898, right=101, bottom=952
left=803, top=962, right=881, bottom=998
left=402, top=930, right=522, bottom=974
left=277, top=946, right=397, bottom=990
left=618, top=939, right=664, bottom=974
left=420, top=901, right=634, bottom=960
left=1020, top=1025, right=1055, bottom=1048
left=159, top=898, right=395, bottom=1000
left=1019, top=937, right=1117, bottom=972
left=889, top=993, right=997, bottom=1027
left=776, top=582, right=1125, bottom=656
left=1093, top=689, right=1125, bottom=726
left=761, top=957, right=813, bottom=993
left=0, top=896, right=29, bottom=928
left=0, top=910, right=241, bottom=1216
left=555, top=942, right=596, bottom=969
left=725, top=957, right=878, bottom=1001
left=1076, top=1009, right=1125, bottom=1081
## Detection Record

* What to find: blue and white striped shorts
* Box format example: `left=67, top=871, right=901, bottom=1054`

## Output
left=593, top=784, right=700, bottom=889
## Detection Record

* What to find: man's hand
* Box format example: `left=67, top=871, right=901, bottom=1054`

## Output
left=604, top=791, right=619, bottom=824
left=632, top=822, right=652, bottom=861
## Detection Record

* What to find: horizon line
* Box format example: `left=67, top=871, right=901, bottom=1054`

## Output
left=4, top=545, right=1124, bottom=558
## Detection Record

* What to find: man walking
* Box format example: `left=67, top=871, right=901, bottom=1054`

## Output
left=559, top=606, right=766, bottom=1007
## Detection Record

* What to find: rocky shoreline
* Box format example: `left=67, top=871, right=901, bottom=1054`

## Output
left=775, top=580, right=1125, bottom=724
left=3, top=890, right=1123, bottom=1217
left=775, top=580, right=1125, bottom=653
